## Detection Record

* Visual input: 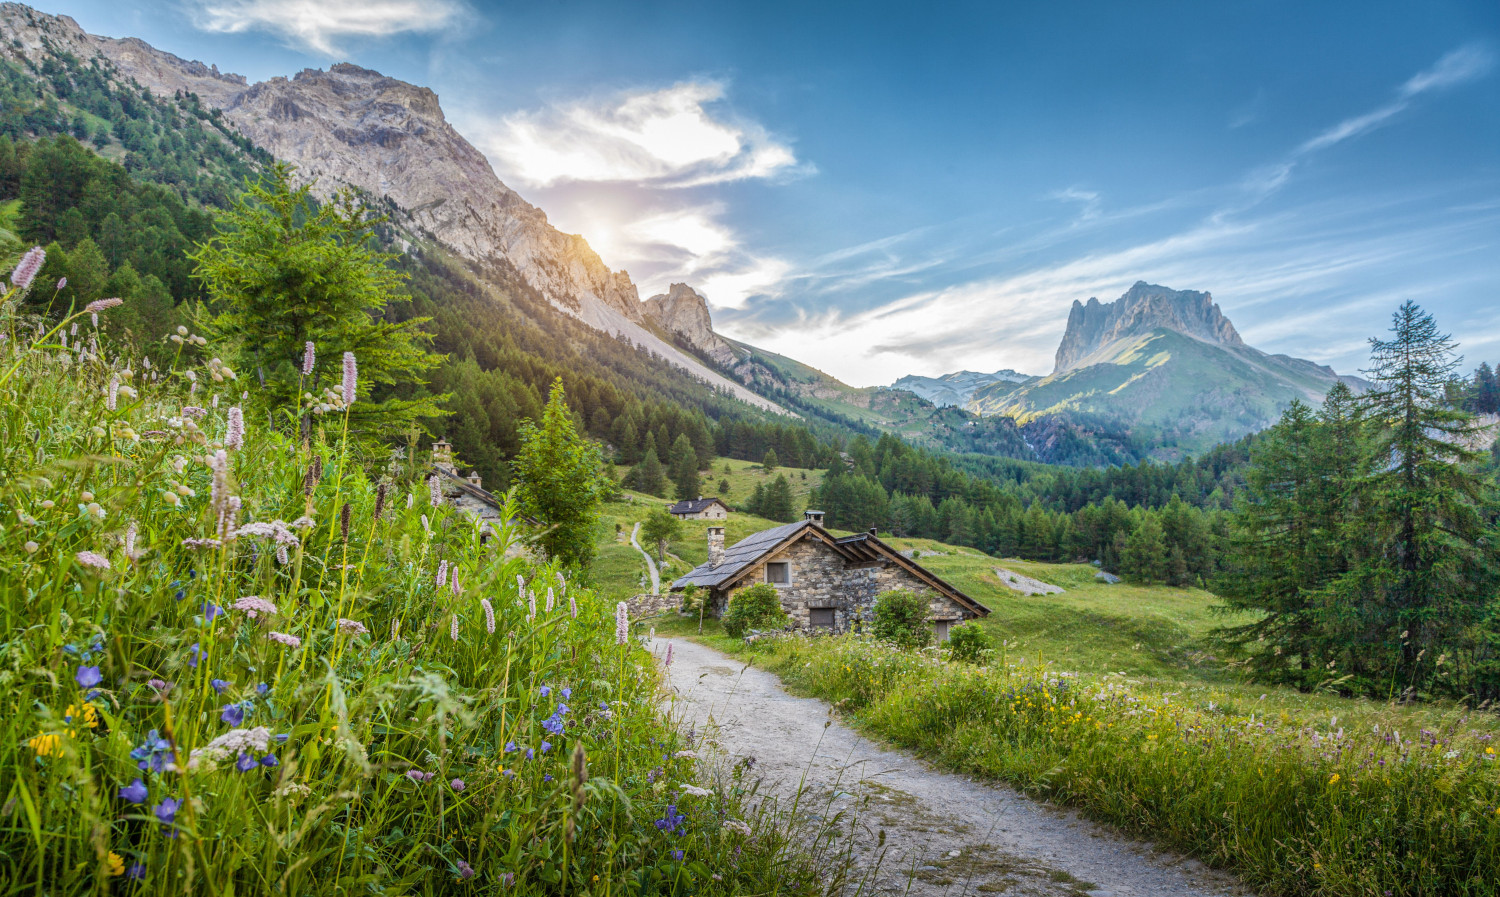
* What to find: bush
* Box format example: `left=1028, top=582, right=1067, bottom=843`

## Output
left=722, top=583, right=788, bottom=638
left=871, top=589, right=932, bottom=650
left=945, top=621, right=992, bottom=663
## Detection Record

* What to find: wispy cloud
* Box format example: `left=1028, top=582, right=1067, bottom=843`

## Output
left=189, top=0, right=466, bottom=54
left=1248, top=44, right=1496, bottom=197
left=482, top=81, right=808, bottom=189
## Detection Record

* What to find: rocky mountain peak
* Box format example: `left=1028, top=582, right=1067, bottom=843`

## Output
left=643, top=284, right=738, bottom=366
left=1053, top=281, right=1244, bottom=373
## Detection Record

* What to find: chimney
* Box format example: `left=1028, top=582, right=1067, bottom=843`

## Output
left=868, top=526, right=878, bottom=536
left=707, top=526, right=725, bottom=566
left=804, top=510, right=825, bottom=526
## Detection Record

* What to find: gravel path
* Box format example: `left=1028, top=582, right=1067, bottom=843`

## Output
left=630, top=521, right=660, bottom=595
left=654, top=637, right=1250, bottom=897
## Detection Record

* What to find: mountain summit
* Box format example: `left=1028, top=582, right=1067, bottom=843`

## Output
left=1054, top=282, right=1244, bottom=373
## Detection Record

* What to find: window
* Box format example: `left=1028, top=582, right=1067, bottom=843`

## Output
left=765, top=562, right=790, bottom=584
left=809, top=608, right=835, bottom=629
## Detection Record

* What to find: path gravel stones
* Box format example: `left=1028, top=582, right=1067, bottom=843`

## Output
left=630, top=521, right=660, bottom=595
left=654, top=636, right=1250, bottom=897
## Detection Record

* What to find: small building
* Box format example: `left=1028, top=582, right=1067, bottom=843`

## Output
left=671, top=510, right=988, bottom=640
left=667, top=497, right=731, bottom=520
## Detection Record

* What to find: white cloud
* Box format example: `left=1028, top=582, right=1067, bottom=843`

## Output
left=483, top=81, right=805, bottom=188
left=191, top=0, right=465, bottom=54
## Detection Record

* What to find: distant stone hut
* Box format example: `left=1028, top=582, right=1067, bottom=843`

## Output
left=667, top=497, right=731, bottom=520
left=429, top=439, right=517, bottom=541
left=671, top=510, right=988, bottom=640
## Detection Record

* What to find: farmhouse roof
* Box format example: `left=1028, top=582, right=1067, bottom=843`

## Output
left=670, top=519, right=988, bottom=617
left=667, top=497, right=730, bottom=515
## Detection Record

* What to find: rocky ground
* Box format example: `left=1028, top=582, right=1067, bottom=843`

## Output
left=653, top=637, right=1250, bottom=897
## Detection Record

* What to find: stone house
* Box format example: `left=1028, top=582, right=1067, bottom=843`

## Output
left=428, top=439, right=535, bottom=541
left=667, top=497, right=731, bottom=520
left=671, top=511, right=988, bottom=640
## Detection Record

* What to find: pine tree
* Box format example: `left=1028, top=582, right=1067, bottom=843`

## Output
left=513, top=379, right=611, bottom=571
left=626, top=446, right=667, bottom=497
left=717, top=477, right=730, bottom=495
left=1122, top=513, right=1167, bottom=584
left=760, top=474, right=797, bottom=522
left=669, top=433, right=700, bottom=500
left=762, top=447, right=778, bottom=472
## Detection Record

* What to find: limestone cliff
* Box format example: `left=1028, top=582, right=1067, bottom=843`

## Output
left=0, top=3, right=785, bottom=413
left=643, top=284, right=739, bottom=366
left=1054, top=281, right=1243, bottom=373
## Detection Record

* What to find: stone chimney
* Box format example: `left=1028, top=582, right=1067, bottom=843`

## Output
left=805, top=510, right=825, bottom=525
left=431, top=438, right=456, bottom=474
left=707, top=526, right=725, bottom=566
left=868, top=526, right=878, bottom=536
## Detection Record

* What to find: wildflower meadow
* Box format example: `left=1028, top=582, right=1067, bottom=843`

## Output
left=721, top=630, right=1500, bottom=896
left=0, top=252, right=844, bottom=894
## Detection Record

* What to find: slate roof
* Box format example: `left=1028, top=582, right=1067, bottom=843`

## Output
left=672, top=520, right=809, bottom=589
left=670, top=520, right=989, bottom=618
left=668, top=497, right=730, bottom=515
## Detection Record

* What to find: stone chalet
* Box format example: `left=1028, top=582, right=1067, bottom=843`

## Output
left=671, top=510, right=989, bottom=640
left=667, top=497, right=731, bottom=520
left=429, top=439, right=537, bottom=540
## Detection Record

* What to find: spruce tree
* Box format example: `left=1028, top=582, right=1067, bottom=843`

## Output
left=513, top=379, right=611, bottom=571
left=1122, top=513, right=1167, bottom=584
left=669, top=433, right=700, bottom=500
left=761, top=474, right=797, bottom=522
left=627, top=447, right=667, bottom=497
left=1327, top=302, right=1499, bottom=692
left=192, top=163, right=445, bottom=437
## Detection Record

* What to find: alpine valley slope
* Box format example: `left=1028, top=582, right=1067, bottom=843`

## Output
left=0, top=2, right=782, bottom=413
left=968, top=282, right=1366, bottom=451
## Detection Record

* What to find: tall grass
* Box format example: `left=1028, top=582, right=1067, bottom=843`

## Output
left=0, top=277, right=844, bottom=894
left=730, top=632, right=1500, bottom=897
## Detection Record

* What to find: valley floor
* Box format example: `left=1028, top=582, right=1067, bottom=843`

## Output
left=653, top=636, right=1250, bottom=897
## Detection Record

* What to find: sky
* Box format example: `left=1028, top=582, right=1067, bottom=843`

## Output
left=52, top=0, right=1500, bottom=386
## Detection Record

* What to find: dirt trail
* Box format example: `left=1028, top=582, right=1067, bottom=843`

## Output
left=654, top=637, right=1249, bottom=897
left=629, top=521, right=660, bottom=595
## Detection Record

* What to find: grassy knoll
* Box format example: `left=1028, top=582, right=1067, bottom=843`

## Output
left=0, top=291, right=847, bottom=893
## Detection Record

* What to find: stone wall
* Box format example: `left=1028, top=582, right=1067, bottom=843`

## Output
left=713, top=535, right=973, bottom=633
left=627, top=592, right=681, bottom=619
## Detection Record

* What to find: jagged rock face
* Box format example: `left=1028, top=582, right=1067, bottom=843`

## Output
left=891, top=369, right=1034, bottom=407
left=1054, top=281, right=1244, bottom=373
left=643, top=284, right=738, bottom=366
left=0, top=4, right=644, bottom=322
left=0, top=4, right=787, bottom=414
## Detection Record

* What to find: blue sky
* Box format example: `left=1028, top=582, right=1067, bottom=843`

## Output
left=56, top=0, right=1500, bottom=385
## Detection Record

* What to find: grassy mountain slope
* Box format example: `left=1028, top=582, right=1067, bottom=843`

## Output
left=972, top=328, right=1353, bottom=453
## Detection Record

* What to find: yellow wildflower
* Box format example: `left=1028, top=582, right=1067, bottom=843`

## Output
left=1328, top=773, right=1340, bottom=785
left=66, top=703, right=99, bottom=729
left=28, top=733, right=64, bottom=757
left=106, top=853, right=125, bottom=876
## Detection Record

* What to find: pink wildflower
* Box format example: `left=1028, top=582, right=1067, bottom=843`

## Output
left=451, top=573, right=461, bottom=596
left=569, top=596, right=578, bottom=619
left=545, top=587, right=554, bottom=613
left=75, top=550, right=111, bottom=571
left=225, top=406, right=244, bottom=450
left=84, top=297, right=122, bottom=314
left=302, top=341, right=315, bottom=376
left=107, top=376, right=119, bottom=411
left=615, top=602, right=629, bottom=645
left=231, top=596, right=279, bottom=619
left=665, top=642, right=674, bottom=668
left=428, top=475, right=442, bottom=506
left=436, top=560, right=448, bottom=588
left=10, top=246, right=44, bottom=289
left=450, top=614, right=459, bottom=641
left=266, top=631, right=301, bottom=648
left=481, top=598, right=495, bottom=633
left=337, top=618, right=369, bottom=635
left=527, top=590, right=536, bottom=622
left=341, top=352, right=357, bottom=405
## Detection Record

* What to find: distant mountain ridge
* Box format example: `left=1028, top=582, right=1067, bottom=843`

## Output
left=967, top=282, right=1364, bottom=453
left=891, top=370, right=1036, bottom=407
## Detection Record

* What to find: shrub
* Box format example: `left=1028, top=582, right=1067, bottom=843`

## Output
left=945, top=621, right=992, bottom=663
left=722, top=583, right=788, bottom=638
left=871, top=589, right=932, bottom=650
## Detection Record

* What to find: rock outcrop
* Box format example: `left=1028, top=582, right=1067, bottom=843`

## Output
left=0, top=3, right=785, bottom=413
left=643, top=284, right=739, bottom=366
left=891, top=369, right=1035, bottom=407
left=1054, top=282, right=1244, bottom=373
